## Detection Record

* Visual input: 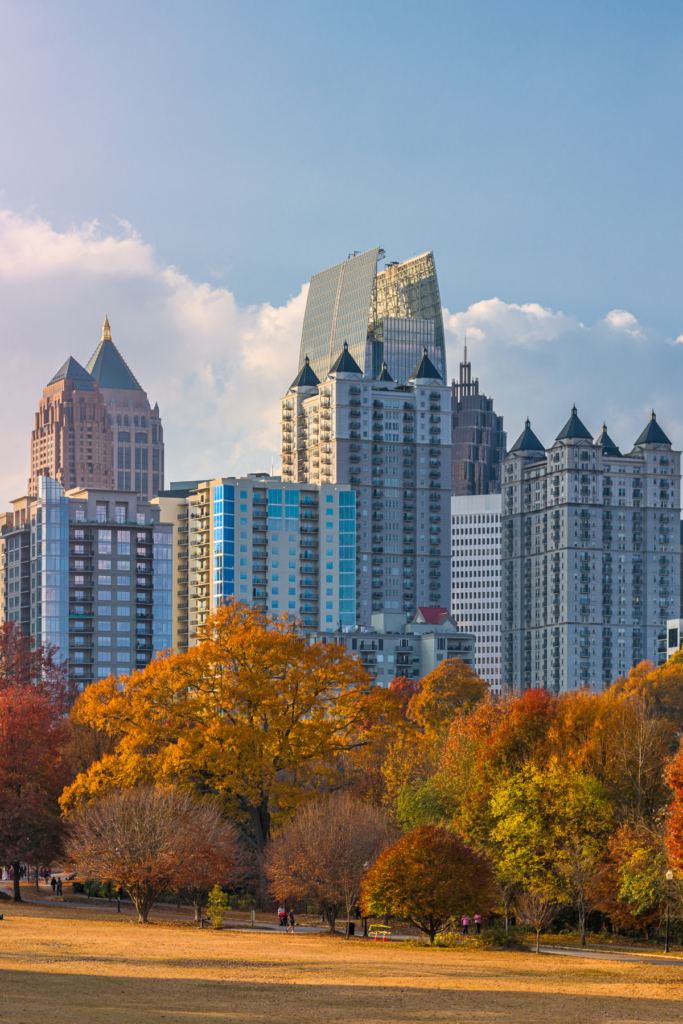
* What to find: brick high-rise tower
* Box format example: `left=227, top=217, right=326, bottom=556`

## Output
left=451, top=344, right=506, bottom=496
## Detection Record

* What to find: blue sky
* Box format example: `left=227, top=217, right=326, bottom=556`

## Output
left=0, top=0, right=682, bottom=500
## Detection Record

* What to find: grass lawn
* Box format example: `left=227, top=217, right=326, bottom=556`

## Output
left=0, top=900, right=682, bottom=1023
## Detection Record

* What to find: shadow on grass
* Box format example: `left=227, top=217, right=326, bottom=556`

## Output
left=0, top=966, right=680, bottom=1024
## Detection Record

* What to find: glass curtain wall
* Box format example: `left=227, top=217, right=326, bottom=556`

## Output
left=212, top=484, right=235, bottom=607
left=338, top=491, right=356, bottom=625
left=378, top=317, right=437, bottom=384
left=34, top=477, right=69, bottom=663
left=152, top=532, right=172, bottom=655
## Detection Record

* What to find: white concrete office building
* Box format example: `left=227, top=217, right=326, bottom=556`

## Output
left=451, top=493, right=502, bottom=694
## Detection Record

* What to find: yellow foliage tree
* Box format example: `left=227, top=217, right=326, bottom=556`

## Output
left=62, top=602, right=396, bottom=893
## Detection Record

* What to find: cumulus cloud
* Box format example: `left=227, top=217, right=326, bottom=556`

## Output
left=0, top=208, right=681, bottom=510
left=0, top=209, right=307, bottom=505
left=443, top=299, right=683, bottom=456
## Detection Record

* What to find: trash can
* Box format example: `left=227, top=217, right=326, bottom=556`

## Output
left=347, top=922, right=355, bottom=936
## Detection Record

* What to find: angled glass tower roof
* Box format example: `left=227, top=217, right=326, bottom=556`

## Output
left=297, top=247, right=446, bottom=385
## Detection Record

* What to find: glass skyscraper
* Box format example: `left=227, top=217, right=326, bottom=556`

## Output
left=298, top=249, right=446, bottom=386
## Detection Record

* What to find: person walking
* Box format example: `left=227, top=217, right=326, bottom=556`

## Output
left=278, top=906, right=287, bottom=927
left=51, top=876, right=57, bottom=893
left=474, top=913, right=482, bottom=936
left=287, top=909, right=295, bottom=933
left=56, top=879, right=62, bottom=897
left=462, top=915, right=470, bottom=937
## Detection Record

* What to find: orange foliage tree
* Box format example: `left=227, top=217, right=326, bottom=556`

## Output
left=62, top=603, right=397, bottom=897
left=361, top=824, right=495, bottom=943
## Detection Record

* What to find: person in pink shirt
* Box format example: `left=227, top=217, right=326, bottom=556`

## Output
left=462, top=915, right=470, bottom=936
left=474, top=913, right=482, bottom=935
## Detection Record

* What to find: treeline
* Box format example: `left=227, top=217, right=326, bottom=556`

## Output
left=2, top=604, right=683, bottom=943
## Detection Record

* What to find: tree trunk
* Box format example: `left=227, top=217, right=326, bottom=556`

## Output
left=193, top=898, right=202, bottom=922
left=35, top=866, right=40, bottom=893
left=324, top=905, right=337, bottom=933
left=428, top=917, right=437, bottom=945
left=249, top=799, right=271, bottom=909
left=579, top=897, right=586, bottom=947
left=12, top=862, right=21, bottom=902
left=505, top=900, right=509, bottom=934
left=536, top=928, right=540, bottom=954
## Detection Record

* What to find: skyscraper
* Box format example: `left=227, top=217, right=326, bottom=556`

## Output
left=86, top=317, right=165, bottom=500
left=501, top=408, right=681, bottom=694
left=282, top=344, right=452, bottom=629
left=297, top=248, right=446, bottom=385
left=29, top=356, right=113, bottom=496
left=28, top=318, right=165, bottom=503
left=451, top=345, right=506, bottom=495
left=286, top=249, right=452, bottom=629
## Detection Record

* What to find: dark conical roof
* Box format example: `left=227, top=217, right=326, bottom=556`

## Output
left=596, top=423, right=621, bottom=457
left=634, top=411, right=671, bottom=446
left=290, top=355, right=320, bottom=389
left=47, top=356, right=96, bottom=390
left=409, top=347, right=442, bottom=381
left=375, top=360, right=394, bottom=382
left=329, top=340, right=362, bottom=375
left=510, top=418, right=545, bottom=454
left=86, top=318, right=142, bottom=391
left=556, top=405, right=592, bottom=441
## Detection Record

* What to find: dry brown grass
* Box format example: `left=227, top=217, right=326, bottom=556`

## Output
left=0, top=900, right=682, bottom=1022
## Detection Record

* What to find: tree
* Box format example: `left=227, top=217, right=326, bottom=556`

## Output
left=361, top=825, right=495, bottom=944
left=65, top=785, right=243, bottom=923
left=207, top=885, right=230, bottom=929
left=489, top=760, right=612, bottom=944
left=175, top=804, right=252, bottom=921
left=0, top=621, right=74, bottom=710
left=0, top=685, right=71, bottom=901
left=266, top=793, right=391, bottom=933
left=514, top=890, right=559, bottom=953
left=62, top=602, right=396, bottom=901
left=406, top=658, right=488, bottom=732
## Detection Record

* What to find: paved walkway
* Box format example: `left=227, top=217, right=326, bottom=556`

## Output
left=539, top=944, right=683, bottom=966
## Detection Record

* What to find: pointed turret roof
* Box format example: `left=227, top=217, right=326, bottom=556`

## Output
left=375, top=360, right=394, bottom=382
left=47, top=356, right=95, bottom=390
left=634, top=411, right=671, bottom=446
left=510, top=418, right=544, bottom=454
left=596, top=423, right=621, bottom=457
left=329, top=340, right=362, bottom=375
left=85, top=317, right=143, bottom=391
left=289, top=355, right=320, bottom=389
left=556, top=405, right=592, bottom=441
left=409, top=347, right=442, bottom=381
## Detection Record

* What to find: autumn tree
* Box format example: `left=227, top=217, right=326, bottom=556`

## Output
left=174, top=802, right=252, bottom=921
left=591, top=823, right=666, bottom=937
left=266, top=793, right=391, bottom=932
left=407, top=658, right=489, bottom=732
left=361, top=825, right=495, bottom=944
left=489, top=760, right=612, bottom=944
left=0, top=621, right=74, bottom=710
left=66, top=785, right=242, bottom=923
left=62, top=602, right=396, bottom=901
left=0, top=685, right=71, bottom=901
left=514, top=890, right=558, bottom=954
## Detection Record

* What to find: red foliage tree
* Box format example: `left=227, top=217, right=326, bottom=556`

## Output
left=0, top=686, right=72, bottom=900
left=361, top=824, right=495, bottom=943
left=0, top=621, right=73, bottom=710
left=665, top=744, right=683, bottom=868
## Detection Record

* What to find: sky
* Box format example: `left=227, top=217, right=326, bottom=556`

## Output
left=0, top=0, right=682, bottom=504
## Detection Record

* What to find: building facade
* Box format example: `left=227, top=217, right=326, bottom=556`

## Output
left=501, top=408, right=681, bottom=694
left=281, top=346, right=452, bottom=628
left=451, top=493, right=502, bottom=695
left=86, top=317, right=165, bottom=500
left=1, top=479, right=173, bottom=690
left=306, top=608, right=474, bottom=686
left=297, top=248, right=446, bottom=386
left=155, top=476, right=357, bottom=650
left=451, top=345, right=506, bottom=495
left=28, top=317, right=165, bottom=502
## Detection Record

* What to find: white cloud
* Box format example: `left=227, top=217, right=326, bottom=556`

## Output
left=0, top=209, right=307, bottom=505
left=0, top=208, right=682, bottom=510
left=443, top=298, right=683, bottom=456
